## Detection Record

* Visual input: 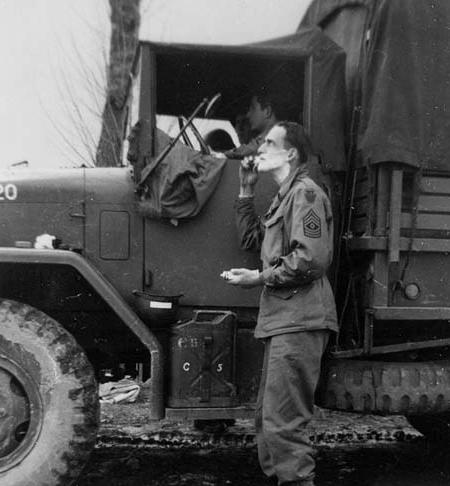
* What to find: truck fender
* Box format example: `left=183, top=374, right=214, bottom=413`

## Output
left=0, top=247, right=164, bottom=419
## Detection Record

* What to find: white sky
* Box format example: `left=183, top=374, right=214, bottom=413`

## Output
left=0, top=0, right=311, bottom=169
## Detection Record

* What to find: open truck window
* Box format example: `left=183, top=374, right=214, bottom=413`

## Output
left=156, top=115, right=239, bottom=152
left=154, top=48, right=305, bottom=130
left=128, top=30, right=347, bottom=185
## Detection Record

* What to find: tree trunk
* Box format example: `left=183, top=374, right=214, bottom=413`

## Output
left=96, top=0, right=140, bottom=167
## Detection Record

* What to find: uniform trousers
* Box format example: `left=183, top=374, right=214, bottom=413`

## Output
left=255, top=330, right=330, bottom=485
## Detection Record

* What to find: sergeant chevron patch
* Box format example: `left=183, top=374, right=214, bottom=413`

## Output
left=303, top=209, right=321, bottom=238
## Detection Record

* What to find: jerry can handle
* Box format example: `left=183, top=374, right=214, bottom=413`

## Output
left=192, top=309, right=236, bottom=323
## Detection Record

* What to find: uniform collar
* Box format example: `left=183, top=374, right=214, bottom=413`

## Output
left=265, top=165, right=308, bottom=219
left=278, top=165, right=308, bottom=200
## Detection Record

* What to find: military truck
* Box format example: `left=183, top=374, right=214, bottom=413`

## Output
left=1, top=1, right=450, bottom=484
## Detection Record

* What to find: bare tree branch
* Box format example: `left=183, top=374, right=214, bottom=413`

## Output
left=96, top=0, right=141, bottom=167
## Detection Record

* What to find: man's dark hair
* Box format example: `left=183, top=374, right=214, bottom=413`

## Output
left=276, top=121, right=313, bottom=164
left=254, top=86, right=292, bottom=121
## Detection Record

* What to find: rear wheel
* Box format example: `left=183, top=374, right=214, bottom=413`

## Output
left=319, top=358, right=450, bottom=414
left=0, top=299, right=99, bottom=486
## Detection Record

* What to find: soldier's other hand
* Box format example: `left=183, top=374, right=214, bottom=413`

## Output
left=221, top=268, right=261, bottom=288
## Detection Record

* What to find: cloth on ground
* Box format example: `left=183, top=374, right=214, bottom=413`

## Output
left=99, top=378, right=141, bottom=404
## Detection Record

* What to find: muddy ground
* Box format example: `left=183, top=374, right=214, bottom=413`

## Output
left=74, top=401, right=450, bottom=485
left=79, top=442, right=450, bottom=486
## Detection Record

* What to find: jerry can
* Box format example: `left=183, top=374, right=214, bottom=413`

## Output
left=168, top=310, right=237, bottom=407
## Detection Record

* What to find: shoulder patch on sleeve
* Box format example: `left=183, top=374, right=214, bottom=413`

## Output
left=303, top=209, right=321, bottom=238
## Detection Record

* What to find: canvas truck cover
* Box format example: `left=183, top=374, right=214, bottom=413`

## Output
left=137, top=28, right=346, bottom=219
left=302, top=0, right=450, bottom=171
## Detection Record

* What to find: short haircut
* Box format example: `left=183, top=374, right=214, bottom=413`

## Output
left=254, top=86, right=292, bottom=121
left=276, top=121, right=313, bottom=165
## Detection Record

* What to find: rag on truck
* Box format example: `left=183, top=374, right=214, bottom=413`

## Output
left=133, top=93, right=228, bottom=220
left=133, top=126, right=228, bottom=220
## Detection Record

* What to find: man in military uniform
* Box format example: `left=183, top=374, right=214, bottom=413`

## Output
left=222, top=87, right=285, bottom=159
left=222, top=121, right=338, bottom=486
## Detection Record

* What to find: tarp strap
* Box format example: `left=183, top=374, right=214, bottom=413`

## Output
left=391, top=167, right=422, bottom=299
left=399, top=167, right=422, bottom=283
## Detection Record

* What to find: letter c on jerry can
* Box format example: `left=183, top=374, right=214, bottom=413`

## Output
left=182, top=362, right=190, bottom=372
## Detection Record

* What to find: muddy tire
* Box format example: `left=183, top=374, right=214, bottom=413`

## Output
left=319, top=359, right=450, bottom=414
left=0, top=299, right=99, bottom=486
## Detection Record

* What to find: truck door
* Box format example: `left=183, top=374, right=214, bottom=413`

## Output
left=132, top=31, right=347, bottom=310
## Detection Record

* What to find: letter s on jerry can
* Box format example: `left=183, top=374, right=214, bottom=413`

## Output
left=168, top=310, right=237, bottom=407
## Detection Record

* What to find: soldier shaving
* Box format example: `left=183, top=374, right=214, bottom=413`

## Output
left=221, top=121, right=338, bottom=486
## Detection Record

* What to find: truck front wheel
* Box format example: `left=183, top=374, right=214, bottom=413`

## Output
left=0, top=299, right=99, bottom=486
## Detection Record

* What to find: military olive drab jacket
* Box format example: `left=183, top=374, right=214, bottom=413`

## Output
left=236, top=167, right=338, bottom=338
